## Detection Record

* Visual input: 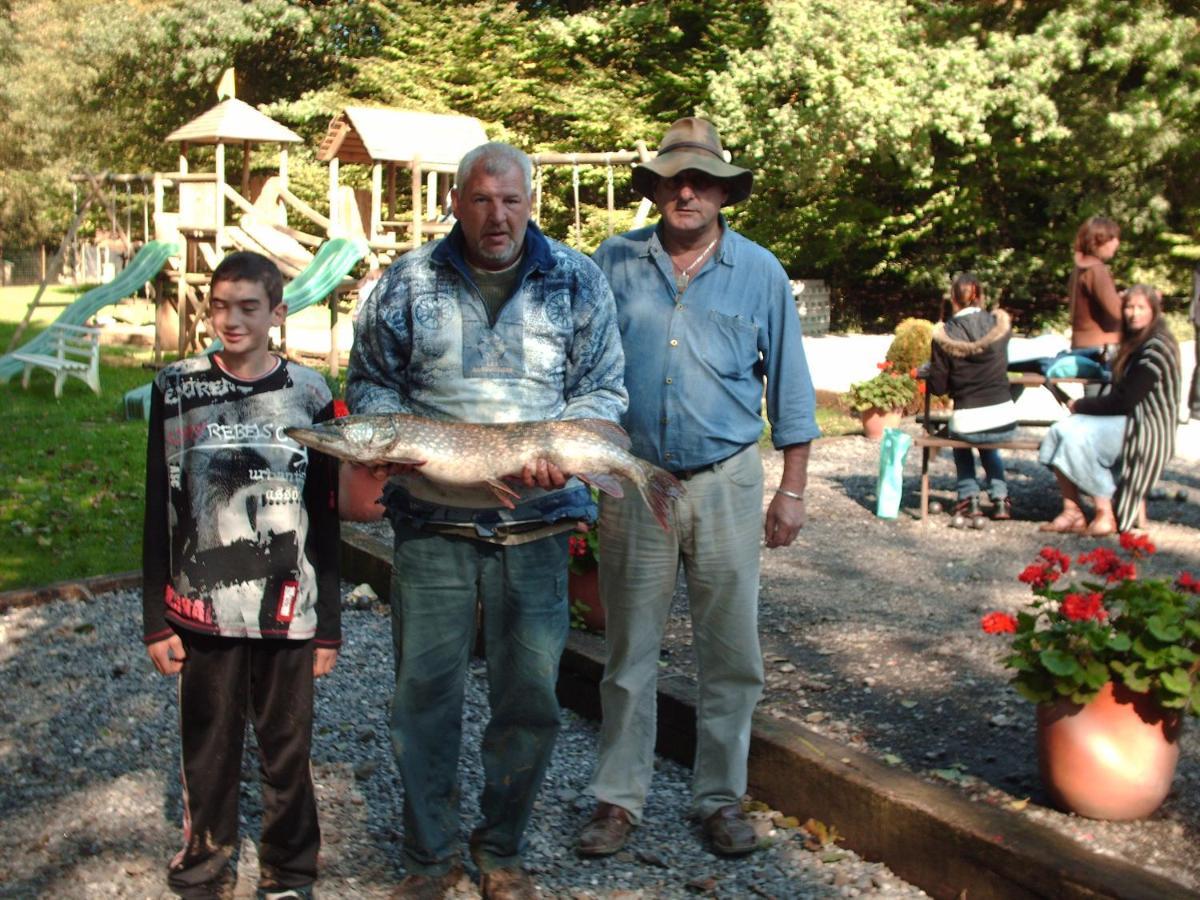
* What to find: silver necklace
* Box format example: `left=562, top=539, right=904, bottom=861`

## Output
left=673, top=237, right=719, bottom=293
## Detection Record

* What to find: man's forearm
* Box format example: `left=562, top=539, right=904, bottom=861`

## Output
left=777, top=442, right=811, bottom=495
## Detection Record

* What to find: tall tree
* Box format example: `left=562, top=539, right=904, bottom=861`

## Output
left=707, top=0, right=1200, bottom=325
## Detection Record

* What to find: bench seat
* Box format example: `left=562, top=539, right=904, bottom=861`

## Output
left=915, top=433, right=1042, bottom=520
left=11, top=323, right=102, bottom=398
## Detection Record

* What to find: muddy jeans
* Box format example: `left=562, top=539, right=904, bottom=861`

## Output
left=388, top=523, right=569, bottom=875
left=588, top=444, right=765, bottom=823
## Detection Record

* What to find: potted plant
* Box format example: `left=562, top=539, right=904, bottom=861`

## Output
left=980, top=534, right=1200, bottom=819
left=568, top=527, right=604, bottom=632
left=843, top=361, right=922, bottom=439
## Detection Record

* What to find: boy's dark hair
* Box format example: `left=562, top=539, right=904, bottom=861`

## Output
left=211, top=251, right=284, bottom=308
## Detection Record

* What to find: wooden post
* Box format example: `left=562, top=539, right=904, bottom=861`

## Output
left=241, top=140, right=251, bottom=201
left=371, top=162, right=382, bottom=242
left=426, top=170, right=437, bottom=221
left=40, top=245, right=46, bottom=281
left=329, top=291, right=339, bottom=377
left=328, top=157, right=340, bottom=237
left=214, top=142, right=226, bottom=251
left=411, top=159, right=423, bottom=249
left=387, top=163, right=397, bottom=221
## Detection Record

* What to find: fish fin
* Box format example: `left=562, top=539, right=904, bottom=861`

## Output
left=485, top=479, right=521, bottom=509
left=569, top=418, right=632, bottom=450
left=635, top=463, right=685, bottom=532
left=578, top=472, right=624, bottom=499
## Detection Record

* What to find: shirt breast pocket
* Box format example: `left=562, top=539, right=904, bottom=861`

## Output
left=702, top=310, right=759, bottom=379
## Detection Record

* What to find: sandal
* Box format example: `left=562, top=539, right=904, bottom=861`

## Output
left=1038, top=513, right=1086, bottom=533
left=1086, top=516, right=1116, bottom=537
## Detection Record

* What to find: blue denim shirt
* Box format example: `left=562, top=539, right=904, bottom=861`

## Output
left=346, top=220, right=628, bottom=527
left=593, top=219, right=819, bottom=471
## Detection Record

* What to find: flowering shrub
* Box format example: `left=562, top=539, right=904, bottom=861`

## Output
left=568, top=528, right=599, bottom=575
left=843, top=361, right=923, bottom=413
left=982, top=534, right=1200, bottom=713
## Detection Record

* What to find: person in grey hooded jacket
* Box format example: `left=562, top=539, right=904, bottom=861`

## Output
left=926, top=273, right=1018, bottom=521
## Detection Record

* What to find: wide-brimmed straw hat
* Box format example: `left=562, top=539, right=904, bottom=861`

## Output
left=631, top=117, right=753, bottom=206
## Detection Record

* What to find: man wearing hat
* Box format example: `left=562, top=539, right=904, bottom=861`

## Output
left=578, top=117, right=819, bottom=857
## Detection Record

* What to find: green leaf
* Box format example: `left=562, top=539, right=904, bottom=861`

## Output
left=1039, top=649, right=1080, bottom=677
left=1106, top=632, right=1132, bottom=652
left=1147, top=615, right=1184, bottom=643
left=1159, top=667, right=1192, bottom=697
left=1082, top=660, right=1109, bottom=690
left=1120, top=667, right=1153, bottom=693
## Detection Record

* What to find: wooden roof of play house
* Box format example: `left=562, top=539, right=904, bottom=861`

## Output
left=165, top=98, right=302, bottom=145
left=316, top=107, right=488, bottom=166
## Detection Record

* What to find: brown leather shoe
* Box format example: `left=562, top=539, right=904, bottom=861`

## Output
left=703, top=803, right=758, bottom=856
left=577, top=801, right=634, bottom=856
left=479, top=866, right=537, bottom=900
left=390, top=864, right=465, bottom=899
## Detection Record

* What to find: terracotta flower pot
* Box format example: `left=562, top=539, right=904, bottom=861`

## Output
left=1036, top=681, right=1182, bottom=820
left=568, top=567, right=605, bottom=632
left=861, top=407, right=902, bottom=441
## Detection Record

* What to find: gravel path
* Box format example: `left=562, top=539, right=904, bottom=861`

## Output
left=0, top=584, right=925, bottom=899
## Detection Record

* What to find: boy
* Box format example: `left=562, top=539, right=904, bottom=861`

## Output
left=142, top=250, right=341, bottom=900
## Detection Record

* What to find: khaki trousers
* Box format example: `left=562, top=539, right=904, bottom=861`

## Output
left=588, top=444, right=765, bottom=822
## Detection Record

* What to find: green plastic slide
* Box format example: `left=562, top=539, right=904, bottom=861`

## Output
left=121, top=236, right=369, bottom=419
left=0, top=240, right=179, bottom=383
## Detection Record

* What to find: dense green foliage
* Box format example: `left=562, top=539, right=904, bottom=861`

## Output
left=3, top=0, right=1198, bottom=324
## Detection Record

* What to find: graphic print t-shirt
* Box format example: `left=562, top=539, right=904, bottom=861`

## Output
left=141, top=355, right=339, bottom=644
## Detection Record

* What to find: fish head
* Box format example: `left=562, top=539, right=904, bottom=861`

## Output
left=285, top=415, right=401, bottom=464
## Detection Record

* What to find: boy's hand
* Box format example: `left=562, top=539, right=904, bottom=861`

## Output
left=314, top=647, right=339, bottom=678
left=147, top=634, right=186, bottom=675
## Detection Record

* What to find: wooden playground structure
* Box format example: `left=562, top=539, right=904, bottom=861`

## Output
left=8, top=72, right=663, bottom=375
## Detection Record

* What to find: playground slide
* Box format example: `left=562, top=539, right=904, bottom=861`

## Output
left=121, top=236, right=369, bottom=419
left=0, top=240, right=179, bottom=384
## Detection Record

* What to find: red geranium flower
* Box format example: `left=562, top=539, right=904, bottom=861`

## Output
left=1018, top=562, right=1061, bottom=590
left=1176, top=572, right=1199, bottom=595
left=332, top=399, right=350, bottom=418
left=1038, top=546, right=1071, bottom=572
left=1062, top=592, right=1107, bottom=622
left=981, top=612, right=1018, bottom=634
left=1119, top=531, right=1156, bottom=558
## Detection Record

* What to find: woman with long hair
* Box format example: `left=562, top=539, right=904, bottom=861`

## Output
left=1038, top=285, right=1180, bottom=535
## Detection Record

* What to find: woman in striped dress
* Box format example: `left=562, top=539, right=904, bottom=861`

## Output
left=1038, top=285, right=1180, bottom=535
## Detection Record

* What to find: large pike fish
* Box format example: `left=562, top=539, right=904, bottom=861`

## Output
left=286, top=415, right=684, bottom=530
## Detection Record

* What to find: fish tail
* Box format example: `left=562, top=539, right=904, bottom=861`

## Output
left=635, top=462, right=685, bottom=531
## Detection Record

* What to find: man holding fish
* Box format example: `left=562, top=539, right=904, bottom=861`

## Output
left=342, top=141, right=627, bottom=900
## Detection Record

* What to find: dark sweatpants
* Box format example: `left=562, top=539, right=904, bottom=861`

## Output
left=168, top=631, right=318, bottom=898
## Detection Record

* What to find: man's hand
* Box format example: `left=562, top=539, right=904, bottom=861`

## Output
left=764, top=491, right=806, bottom=548
left=517, top=458, right=567, bottom=490
left=314, top=647, right=339, bottom=678
left=146, top=634, right=186, bottom=675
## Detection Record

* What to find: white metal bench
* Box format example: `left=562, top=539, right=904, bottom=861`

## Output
left=11, top=323, right=102, bottom=398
